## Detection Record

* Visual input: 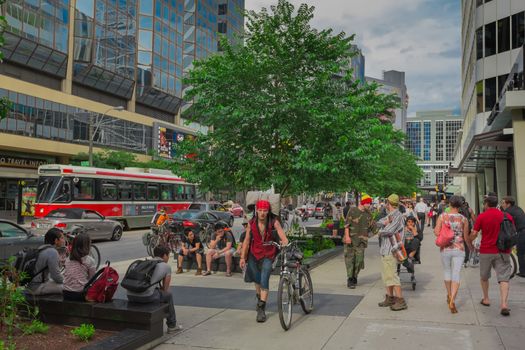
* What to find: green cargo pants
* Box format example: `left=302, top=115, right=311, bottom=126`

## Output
left=344, top=242, right=366, bottom=278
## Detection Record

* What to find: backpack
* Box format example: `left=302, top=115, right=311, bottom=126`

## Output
left=12, top=245, right=52, bottom=286
left=83, top=261, right=119, bottom=303
left=497, top=213, right=518, bottom=252
left=121, top=259, right=162, bottom=293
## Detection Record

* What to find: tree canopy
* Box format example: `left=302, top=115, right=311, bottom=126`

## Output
left=173, top=0, right=421, bottom=197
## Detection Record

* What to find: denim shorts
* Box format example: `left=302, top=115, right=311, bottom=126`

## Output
left=245, top=255, right=273, bottom=290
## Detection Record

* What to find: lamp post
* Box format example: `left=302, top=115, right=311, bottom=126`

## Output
left=88, top=106, right=125, bottom=166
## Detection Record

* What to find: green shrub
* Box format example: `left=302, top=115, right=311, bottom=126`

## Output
left=21, top=319, right=49, bottom=335
left=71, top=324, right=96, bottom=342
left=0, top=340, right=16, bottom=350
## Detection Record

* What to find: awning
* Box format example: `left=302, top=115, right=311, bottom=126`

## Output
left=449, top=129, right=513, bottom=176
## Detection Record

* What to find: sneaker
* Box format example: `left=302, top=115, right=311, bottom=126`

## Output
left=516, top=273, right=525, bottom=278
left=167, top=325, right=183, bottom=334
left=202, top=270, right=211, bottom=276
left=256, top=301, right=267, bottom=323
left=195, top=268, right=202, bottom=276
left=347, top=277, right=352, bottom=288
left=390, top=297, right=408, bottom=311
left=378, top=295, right=395, bottom=307
left=176, top=267, right=183, bottom=274
left=225, top=271, right=232, bottom=277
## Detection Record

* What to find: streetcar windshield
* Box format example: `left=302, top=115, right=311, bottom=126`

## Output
left=36, top=176, right=71, bottom=203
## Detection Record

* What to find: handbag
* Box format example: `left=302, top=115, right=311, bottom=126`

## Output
left=435, top=214, right=454, bottom=248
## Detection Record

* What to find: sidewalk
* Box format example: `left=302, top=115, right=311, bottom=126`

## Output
left=132, top=225, right=525, bottom=350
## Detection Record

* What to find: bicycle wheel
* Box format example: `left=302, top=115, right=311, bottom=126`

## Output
left=299, top=267, right=314, bottom=314
left=90, top=245, right=101, bottom=270
left=147, top=235, right=160, bottom=257
left=510, top=252, right=518, bottom=279
left=277, top=276, right=293, bottom=331
left=201, top=227, right=213, bottom=248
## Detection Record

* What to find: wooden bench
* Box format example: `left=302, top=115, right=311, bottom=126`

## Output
left=27, top=295, right=169, bottom=348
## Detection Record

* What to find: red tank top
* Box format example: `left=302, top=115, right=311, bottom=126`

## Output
left=249, top=218, right=277, bottom=260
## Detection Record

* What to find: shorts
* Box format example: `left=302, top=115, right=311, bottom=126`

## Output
left=208, top=247, right=236, bottom=258
left=177, top=246, right=204, bottom=256
left=479, top=254, right=513, bottom=282
left=245, top=255, right=273, bottom=290
left=333, top=220, right=340, bottom=230
left=381, top=254, right=401, bottom=287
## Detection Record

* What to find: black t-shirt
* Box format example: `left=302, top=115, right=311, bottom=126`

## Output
left=211, top=231, right=236, bottom=249
left=183, top=236, right=202, bottom=249
left=239, top=231, right=246, bottom=243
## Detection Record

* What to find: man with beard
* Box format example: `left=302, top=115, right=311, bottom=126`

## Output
left=343, top=194, right=374, bottom=289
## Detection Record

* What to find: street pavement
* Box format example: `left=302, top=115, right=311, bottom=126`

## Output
left=102, top=224, right=525, bottom=350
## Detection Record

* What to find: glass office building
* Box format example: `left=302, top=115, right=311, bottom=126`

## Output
left=405, top=110, right=462, bottom=190
left=0, top=0, right=244, bottom=220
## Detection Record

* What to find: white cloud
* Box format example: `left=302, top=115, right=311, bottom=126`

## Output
left=245, top=0, right=461, bottom=114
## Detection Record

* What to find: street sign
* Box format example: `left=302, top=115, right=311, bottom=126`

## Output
left=80, top=161, right=90, bottom=167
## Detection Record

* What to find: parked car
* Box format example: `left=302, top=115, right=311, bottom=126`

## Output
left=306, top=204, right=315, bottom=217
left=314, top=202, right=325, bottom=219
left=169, top=210, right=225, bottom=234
left=31, top=208, right=123, bottom=241
left=0, top=219, right=44, bottom=261
left=188, top=202, right=235, bottom=226
left=229, top=204, right=244, bottom=217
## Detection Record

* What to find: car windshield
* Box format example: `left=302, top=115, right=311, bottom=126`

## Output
left=173, top=211, right=199, bottom=219
left=188, top=204, right=204, bottom=210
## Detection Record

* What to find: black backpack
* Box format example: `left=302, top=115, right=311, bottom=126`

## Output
left=12, top=245, right=52, bottom=286
left=497, top=213, right=518, bottom=252
left=121, top=259, right=162, bottom=293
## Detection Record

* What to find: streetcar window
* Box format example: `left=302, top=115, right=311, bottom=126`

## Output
left=184, top=185, right=195, bottom=200
left=118, top=182, right=132, bottom=200
left=147, top=184, right=159, bottom=201
left=133, top=182, right=146, bottom=200
left=73, top=178, right=95, bottom=200
left=160, top=184, right=173, bottom=201
left=175, top=184, right=184, bottom=200
left=102, top=181, right=117, bottom=200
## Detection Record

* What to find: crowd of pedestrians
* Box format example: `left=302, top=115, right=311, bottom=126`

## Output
left=20, top=191, right=524, bottom=335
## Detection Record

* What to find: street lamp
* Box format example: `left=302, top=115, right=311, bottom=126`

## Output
left=88, top=106, right=125, bottom=166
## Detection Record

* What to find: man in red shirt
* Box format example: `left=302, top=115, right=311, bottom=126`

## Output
left=469, top=196, right=514, bottom=316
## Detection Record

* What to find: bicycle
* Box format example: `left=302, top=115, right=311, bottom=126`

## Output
left=57, top=224, right=101, bottom=271
left=198, top=223, right=215, bottom=248
left=147, top=222, right=183, bottom=257
left=510, top=245, right=518, bottom=279
left=265, top=240, right=314, bottom=331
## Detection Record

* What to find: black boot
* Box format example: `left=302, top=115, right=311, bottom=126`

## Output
left=347, top=277, right=352, bottom=288
left=353, top=277, right=358, bottom=286
left=256, top=300, right=267, bottom=323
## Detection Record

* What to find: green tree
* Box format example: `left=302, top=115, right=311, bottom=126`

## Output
left=174, top=0, right=418, bottom=197
left=0, top=0, right=12, bottom=120
left=71, top=151, right=139, bottom=170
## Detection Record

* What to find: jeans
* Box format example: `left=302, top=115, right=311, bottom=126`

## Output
left=245, top=255, right=273, bottom=290
left=517, top=231, right=525, bottom=274
left=417, top=212, right=426, bottom=236
left=128, top=289, right=177, bottom=327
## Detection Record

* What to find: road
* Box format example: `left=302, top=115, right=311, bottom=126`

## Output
left=96, top=215, right=323, bottom=264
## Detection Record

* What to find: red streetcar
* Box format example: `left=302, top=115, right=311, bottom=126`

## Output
left=34, top=164, right=197, bottom=229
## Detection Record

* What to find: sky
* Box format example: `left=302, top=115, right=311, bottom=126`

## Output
left=245, top=0, right=462, bottom=117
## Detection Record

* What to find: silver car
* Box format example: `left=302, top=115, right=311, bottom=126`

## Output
left=32, top=208, right=123, bottom=241
left=0, top=220, right=44, bottom=261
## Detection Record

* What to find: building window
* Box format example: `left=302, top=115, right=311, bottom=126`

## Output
left=498, top=74, right=509, bottom=97
left=512, top=12, right=525, bottom=49
left=436, top=121, right=444, bottom=161
left=485, top=77, right=497, bottom=111
left=436, top=172, right=444, bottom=185
left=423, top=121, right=431, bottom=161
left=476, top=80, right=484, bottom=113
left=485, top=21, right=496, bottom=57
left=218, top=21, right=227, bottom=34
left=498, top=17, right=510, bottom=53
left=218, top=4, right=227, bottom=15
left=424, top=172, right=432, bottom=187
left=476, top=27, right=483, bottom=60
left=406, top=122, right=421, bottom=159
left=445, top=120, right=462, bottom=161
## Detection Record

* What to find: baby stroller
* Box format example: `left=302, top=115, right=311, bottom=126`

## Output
left=390, top=233, right=417, bottom=291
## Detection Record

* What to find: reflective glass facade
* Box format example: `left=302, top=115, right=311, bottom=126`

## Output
left=73, top=0, right=137, bottom=99
left=406, top=121, right=421, bottom=158
left=423, top=121, right=431, bottom=161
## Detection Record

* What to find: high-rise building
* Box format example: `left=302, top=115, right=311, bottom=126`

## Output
left=0, top=0, right=244, bottom=221
left=366, top=70, right=409, bottom=131
left=452, top=0, right=525, bottom=210
left=405, top=110, right=463, bottom=191
left=350, top=45, right=365, bottom=84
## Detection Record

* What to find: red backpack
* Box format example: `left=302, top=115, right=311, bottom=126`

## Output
left=83, top=261, right=119, bottom=303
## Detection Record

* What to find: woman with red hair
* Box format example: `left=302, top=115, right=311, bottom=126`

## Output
left=240, top=200, right=288, bottom=323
